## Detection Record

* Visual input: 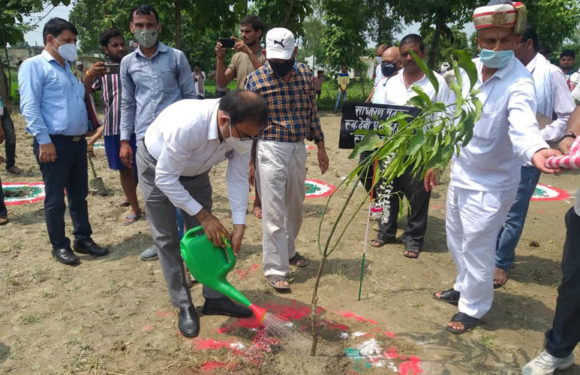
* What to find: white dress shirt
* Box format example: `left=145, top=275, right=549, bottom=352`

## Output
left=144, top=98, right=250, bottom=224
left=526, top=54, right=575, bottom=142
left=371, top=68, right=450, bottom=106
left=450, top=57, right=548, bottom=192
left=374, top=64, right=383, bottom=87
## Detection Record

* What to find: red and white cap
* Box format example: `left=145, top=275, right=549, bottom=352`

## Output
left=265, top=28, right=295, bottom=60
left=473, top=2, right=526, bottom=34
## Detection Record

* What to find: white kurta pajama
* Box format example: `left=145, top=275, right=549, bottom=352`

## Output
left=448, top=57, right=548, bottom=319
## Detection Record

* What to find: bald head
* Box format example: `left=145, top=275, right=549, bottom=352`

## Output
left=382, top=46, right=400, bottom=63
left=375, top=44, right=387, bottom=56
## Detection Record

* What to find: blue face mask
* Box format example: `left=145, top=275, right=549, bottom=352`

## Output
left=480, top=49, right=514, bottom=69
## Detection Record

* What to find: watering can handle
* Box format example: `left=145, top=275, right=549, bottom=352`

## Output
left=188, top=226, right=237, bottom=272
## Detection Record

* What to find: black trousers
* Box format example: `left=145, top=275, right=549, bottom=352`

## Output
left=33, top=136, right=92, bottom=249
left=0, top=174, right=6, bottom=217
left=376, top=166, right=430, bottom=250
left=545, top=207, right=580, bottom=358
left=1, top=110, right=16, bottom=169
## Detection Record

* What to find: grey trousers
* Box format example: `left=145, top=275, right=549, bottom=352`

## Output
left=136, top=141, right=222, bottom=309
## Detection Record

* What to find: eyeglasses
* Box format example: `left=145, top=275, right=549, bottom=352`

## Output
left=231, top=122, right=263, bottom=141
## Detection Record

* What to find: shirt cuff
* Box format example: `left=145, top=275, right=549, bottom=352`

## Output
left=36, top=133, right=52, bottom=145
left=231, top=211, right=247, bottom=225
left=184, top=199, right=203, bottom=217
left=524, top=142, right=550, bottom=162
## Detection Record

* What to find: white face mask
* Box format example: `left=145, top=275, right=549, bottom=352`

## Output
left=53, top=39, right=78, bottom=62
left=221, top=117, right=253, bottom=155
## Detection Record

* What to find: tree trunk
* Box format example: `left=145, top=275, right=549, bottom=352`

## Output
left=428, top=14, right=444, bottom=69
left=282, top=0, right=296, bottom=27
left=0, top=43, right=9, bottom=101
left=174, top=0, right=182, bottom=49
left=310, top=254, right=327, bottom=356
left=4, top=45, right=11, bottom=100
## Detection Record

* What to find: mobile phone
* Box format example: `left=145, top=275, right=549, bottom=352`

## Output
left=104, top=63, right=120, bottom=74
left=219, top=37, right=235, bottom=49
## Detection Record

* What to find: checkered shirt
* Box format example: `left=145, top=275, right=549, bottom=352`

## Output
left=245, top=61, right=324, bottom=143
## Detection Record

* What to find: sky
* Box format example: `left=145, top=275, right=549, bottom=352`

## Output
left=23, top=4, right=73, bottom=46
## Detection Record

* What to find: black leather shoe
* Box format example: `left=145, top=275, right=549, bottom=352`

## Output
left=73, top=238, right=109, bottom=256
left=433, top=288, right=460, bottom=306
left=178, top=305, right=200, bottom=338
left=203, top=297, right=253, bottom=318
left=52, top=247, right=80, bottom=266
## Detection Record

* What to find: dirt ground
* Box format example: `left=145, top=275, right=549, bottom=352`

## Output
left=1, top=110, right=579, bottom=375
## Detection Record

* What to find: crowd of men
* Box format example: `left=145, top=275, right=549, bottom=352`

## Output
left=4, top=0, right=579, bottom=373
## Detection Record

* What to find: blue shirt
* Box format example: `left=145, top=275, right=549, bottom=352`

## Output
left=19, top=50, right=88, bottom=145
left=119, top=42, right=196, bottom=141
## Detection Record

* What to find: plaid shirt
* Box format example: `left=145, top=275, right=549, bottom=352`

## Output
left=245, top=61, right=324, bottom=143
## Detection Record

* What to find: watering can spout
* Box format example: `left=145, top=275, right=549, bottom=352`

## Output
left=181, top=226, right=265, bottom=321
left=249, top=304, right=267, bottom=324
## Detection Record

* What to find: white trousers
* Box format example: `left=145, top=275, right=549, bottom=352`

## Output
left=257, top=140, right=307, bottom=277
left=446, top=185, right=517, bottom=318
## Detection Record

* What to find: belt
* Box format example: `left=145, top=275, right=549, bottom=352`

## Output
left=50, top=134, right=86, bottom=142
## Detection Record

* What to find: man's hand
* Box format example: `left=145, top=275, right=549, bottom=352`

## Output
left=85, top=62, right=106, bottom=82
left=39, top=142, right=57, bottom=163
left=230, top=224, right=245, bottom=255
left=215, top=41, right=226, bottom=62
left=424, top=168, right=439, bottom=192
left=558, top=137, right=574, bottom=154
left=232, top=37, right=251, bottom=55
left=532, top=148, right=563, bottom=173
left=119, top=141, right=133, bottom=168
left=196, top=209, right=230, bottom=248
left=317, top=142, right=329, bottom=174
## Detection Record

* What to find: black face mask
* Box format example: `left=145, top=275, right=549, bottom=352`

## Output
left=381, top=61, right=397, bottom=77
left=270, top=58, right=295, bottom=77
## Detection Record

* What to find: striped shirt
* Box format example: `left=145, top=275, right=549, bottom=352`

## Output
left=92, top=73, right=121, bottom=136
left=245, top=61, right=324, bottom=144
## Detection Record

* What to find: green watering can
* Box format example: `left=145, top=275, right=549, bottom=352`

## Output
left=180, top=226, right=267, bottom=323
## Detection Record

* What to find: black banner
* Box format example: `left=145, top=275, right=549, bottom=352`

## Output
left=338, top=102, right=420, bottom=149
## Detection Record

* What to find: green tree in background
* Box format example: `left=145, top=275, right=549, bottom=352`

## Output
left=1, top=0, right=70, bottom=100
left=250, top=0, right=313, bottom=38
left=423, top=27, right=468, bottom=70
left=526, top=0, right=580, bottom=56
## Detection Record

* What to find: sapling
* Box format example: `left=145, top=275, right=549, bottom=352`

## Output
left=310, top=50, right=482, bottom=356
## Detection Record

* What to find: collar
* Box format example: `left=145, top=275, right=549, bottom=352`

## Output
left=526, top=53, right=539, bottom=73
left=399, top=68, right=427, bottom=87
left=41, top=49, right=70, bottom=69
left=208, top=102, right=221, bottom=141
left=136, top=41, right=168, bottom=59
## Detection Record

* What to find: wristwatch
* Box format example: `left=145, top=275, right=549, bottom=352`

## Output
left=562, top=131, right=576, bottom=140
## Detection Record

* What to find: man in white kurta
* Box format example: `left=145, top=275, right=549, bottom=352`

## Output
left=494, top=24, right=576, bottom=287
left=369, top=34, right=450, bottom=259
left=426, top=0, right=561, bottom=334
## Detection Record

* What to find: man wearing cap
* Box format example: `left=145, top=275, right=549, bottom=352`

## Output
left=494, top=24, right=576, bottom=288
left=74, top=60, right=85, bottom=82
left=245, top=27, right=329, bottom=291
left=425, top=0, right=561, bottom=334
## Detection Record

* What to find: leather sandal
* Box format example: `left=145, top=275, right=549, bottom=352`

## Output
left=433, top=288, right=460, bottom=306
left=265, top=275, right=290, bottom=291
left=446, top=312, right=480, bottom=334
left=289, top=252, right=308, bottom=267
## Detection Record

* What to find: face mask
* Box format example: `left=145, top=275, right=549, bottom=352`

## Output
left=54, top=39, right=77, bottom=62
left=220, top=118, right=253, bottom=154
left=376, top=56, right=382, bottom=64
left=381, top=62, right=397, bottom=77
left=480, top=49, right=514, bottom=69
left=134, top=29, right=159, bottom=49
left=269, top=58, right=294, bottom=77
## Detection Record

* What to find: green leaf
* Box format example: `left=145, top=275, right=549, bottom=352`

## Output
left=411, top=50, right=439, bottom=94
left=348, top=133, right=382, bottom=159
left=407, top=132, right=426, bottom=155
left=454, top=49, right=477, bottom=90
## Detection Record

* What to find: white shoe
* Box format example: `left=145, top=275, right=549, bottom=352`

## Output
left=522, top=350, right=575, bottom=375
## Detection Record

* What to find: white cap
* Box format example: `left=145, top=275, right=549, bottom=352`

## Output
left=76, top=60, right=83, bottom=66
left=265, top=28, right=295, bottom=60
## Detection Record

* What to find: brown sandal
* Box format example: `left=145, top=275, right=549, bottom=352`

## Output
left=265, top=275, right=290, bottom=290
left=289, top=252, right=308, bottom=267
